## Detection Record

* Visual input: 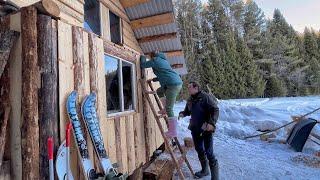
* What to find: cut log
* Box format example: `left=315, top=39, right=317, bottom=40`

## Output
left=33, top=0, right=60, bottom=19
left=21, top=6, right=40, bottom=179
left=37, top=14, right=58, bottom=180
left=0, top=30, right=19, bottom=78
left=0, top=106, right=10, bottom=168
left=143, top=158, right=175, bottom=180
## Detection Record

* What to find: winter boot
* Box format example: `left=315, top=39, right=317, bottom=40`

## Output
left=194, top=157, right=209, bottom=178
left=209, top=160, right=219, bottom=180
left=164, top=117, right=177, bottom=138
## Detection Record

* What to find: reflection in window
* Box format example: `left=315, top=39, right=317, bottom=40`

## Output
left=84, top=0, right=101, bottom=35
left=105, top=56, right=120, bottom=113
left=109, top=11, right=122, bottom=44
left=122, top=61, right=133, bottom=111
left=105, top=55, right=136, bottom=114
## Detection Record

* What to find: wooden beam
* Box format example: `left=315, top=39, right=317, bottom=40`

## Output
left=120, top=0, right=150, bottom=8
left=131, top=13, right=174, bottom=30
left=21, top=6, right=40, bottom=179
left=137, top=32, right=177, bottom=44
left=103, top=39, right=139, bottom=62
left=145, top=50, right=184, bottom=58
left=34, top=0, right=60, bottom=19
left=37, top=15, right=58, bottom=180
left=0, top=30, right=19, bottom=78
left=165, top=50, right=184, bottom=57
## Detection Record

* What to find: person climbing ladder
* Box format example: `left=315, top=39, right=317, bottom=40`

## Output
left=140, top=52, right=183, bottom=138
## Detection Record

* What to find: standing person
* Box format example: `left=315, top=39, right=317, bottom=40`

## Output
left=179, top=81, right=219, bottom=180
left=140, top=52, right=183, bottom=139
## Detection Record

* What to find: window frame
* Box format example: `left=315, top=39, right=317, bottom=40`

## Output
left=104, top=53, right=137, bottom=117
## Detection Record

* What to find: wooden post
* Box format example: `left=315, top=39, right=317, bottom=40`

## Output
left=37, top=14, right=58, bottom=180
left=0, top=106, right=10, bottom=168
left=88, top=33, right=98, bottom=93
left=21, top=6, right=40, bottom=179
left=0, top=30, right=19, bottom=78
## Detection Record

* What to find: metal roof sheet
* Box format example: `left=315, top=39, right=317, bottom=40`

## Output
left=125, top=0, right=173, bottom=20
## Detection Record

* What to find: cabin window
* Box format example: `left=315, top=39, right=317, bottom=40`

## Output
left=109, top=11, right=122, bottom=44
left=84, top=0, right=101, bottom=35
left=105, top=55, right=136, bottom=115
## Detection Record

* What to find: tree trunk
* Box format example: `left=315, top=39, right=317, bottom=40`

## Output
left=37, top=14, right=58, bottom=180
left=21, top=6, right=40, bottom=180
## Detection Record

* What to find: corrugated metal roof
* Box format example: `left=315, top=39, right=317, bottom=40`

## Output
left=167, top=56, right=185, bottom=65
left=134, top=23, right=178, bottom=39
left=140, top=38, right=182, bottom=53
left=125, top=0, right=173, bottom=20
left=121, top=0, right=188, bottom=75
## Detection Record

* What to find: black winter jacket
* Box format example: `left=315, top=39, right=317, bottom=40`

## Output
left=180, top=91, right=219, bottom=134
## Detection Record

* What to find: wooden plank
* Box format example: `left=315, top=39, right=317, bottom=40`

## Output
left=126, top=115, right=135, bottom=173
left=100, top=3, right=111, bottom=41
left=99, top=0, right=130, bottom=23
left=9, top=12, right=22, bottom=180
left=105, top=118, right=117, bottom=163
left=37, top=14, right=59, bottom=180
left=88, top=33, right=99, bottom=93
left=53, top=0, right=84, bottom=22
left=138, top=32, right=177, bottom=44
left=115, top=116, right=123, bottom=172
left=82, top=30, right=96, bottom=172
left=21, top=6, right=40, bottom=179
left=131, top=13, right=175, bottom=30
left=56, top=0, right=84, bottom=15
left=120, top=116, right=128, bottom=174
left=57, top=20, right=79, bottom=179
left=119, top=0, right=150, bottom=8
left=59, top=11, right=83, bottom=27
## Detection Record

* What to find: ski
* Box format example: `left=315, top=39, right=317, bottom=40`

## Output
left=81, top=92, right=126, bottom=179
left=66, top=91, right=99, bottom=179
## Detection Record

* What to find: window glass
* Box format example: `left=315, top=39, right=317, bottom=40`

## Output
left=109, top=11, right=121, bottom=44
left=122, top=61, right=133, bottom=111
left=105, top=55, right=120, bottom=113
left=84, top=0, right=101, bottom=35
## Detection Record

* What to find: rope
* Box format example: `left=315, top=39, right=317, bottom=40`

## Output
left=244, top=107, right=320, bottom=139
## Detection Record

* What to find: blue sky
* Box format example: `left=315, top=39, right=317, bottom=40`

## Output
left=201, top=0, right=320, bottom=32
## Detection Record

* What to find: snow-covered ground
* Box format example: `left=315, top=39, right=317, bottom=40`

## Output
left=173, top=96, right=320, bottom=180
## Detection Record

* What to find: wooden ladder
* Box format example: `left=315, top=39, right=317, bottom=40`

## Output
left=141, top=78, right=194, bottom=179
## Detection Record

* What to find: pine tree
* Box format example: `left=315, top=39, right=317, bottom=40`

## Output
left=303, top=28, right=320, bottom=94
left=243, top=0, right=266, bottom=60
left=175, top=0, right=203, bottom=99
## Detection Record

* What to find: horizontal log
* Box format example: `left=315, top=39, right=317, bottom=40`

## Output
left=138, top=32, right=177, bottom=44
left=131, top=13, right=174, bottom=30
left=120, top=0, right=150, bottom=8
left=34, top=0, right=60, bottom=19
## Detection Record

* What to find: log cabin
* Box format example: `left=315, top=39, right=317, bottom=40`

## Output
left=0, top=0, right=188, bottom=179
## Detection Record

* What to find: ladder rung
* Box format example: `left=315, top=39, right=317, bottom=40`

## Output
left=178, top=153, right=187, bottom=165
left=145, top=91, right=156, bottom=94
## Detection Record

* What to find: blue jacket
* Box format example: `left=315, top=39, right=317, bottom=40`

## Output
left=140, top=53, right=182, bottom=87
left=180, top=91, right=219, bottom=135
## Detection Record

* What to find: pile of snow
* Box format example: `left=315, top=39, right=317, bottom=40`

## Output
left=173, top=96, right=320, bottom=179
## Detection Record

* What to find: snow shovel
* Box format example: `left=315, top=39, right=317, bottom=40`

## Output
left=286, top=118, right=318, bottom=152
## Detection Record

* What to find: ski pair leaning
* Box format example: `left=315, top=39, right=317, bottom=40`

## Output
left=66, top=91, right=126, bottom=180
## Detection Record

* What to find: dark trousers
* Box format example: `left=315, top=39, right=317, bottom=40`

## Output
left=192, top=132, right=217, bottom=165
